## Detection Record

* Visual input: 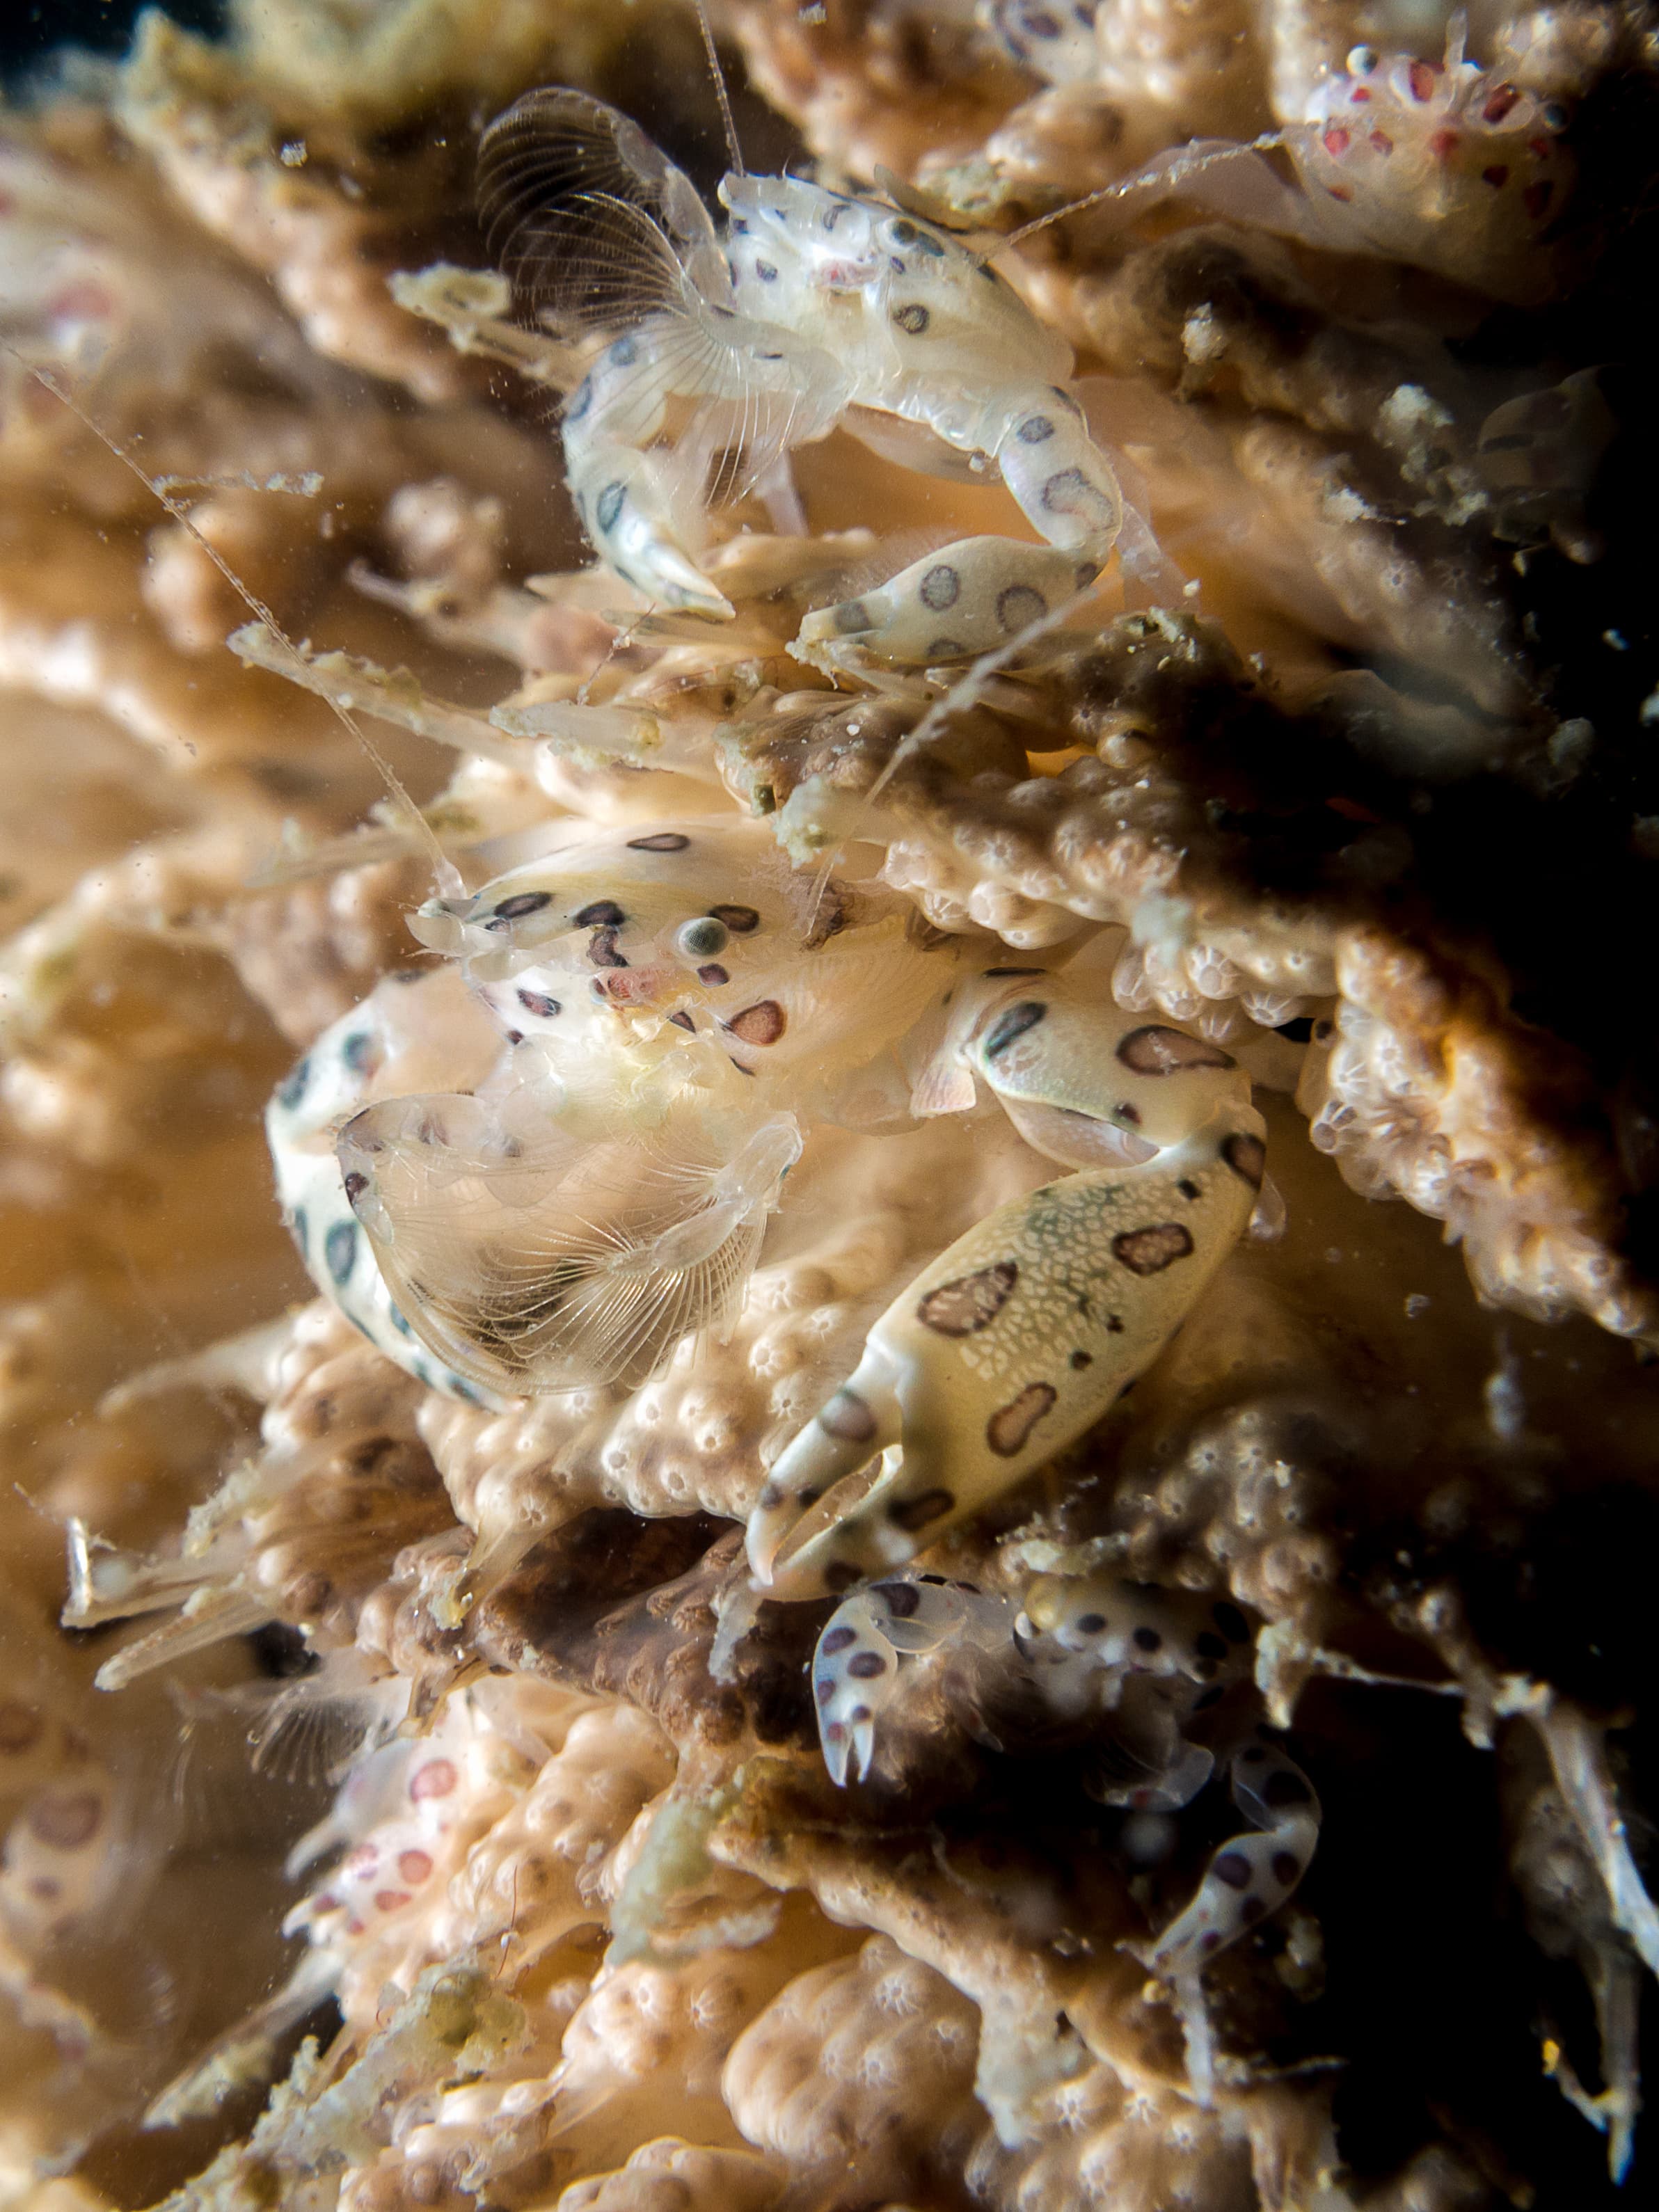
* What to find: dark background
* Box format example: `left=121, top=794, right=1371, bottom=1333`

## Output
left=1, top=1, right=223, bottom=79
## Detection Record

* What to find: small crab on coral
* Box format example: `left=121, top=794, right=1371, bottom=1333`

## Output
left=472, top=88, right=1125, bottom=670
left=809, top=1562, right=1319, bottom=2090
left=269, top=812, right=1276, bottom=1600
left=984, top=6, right=1575, bottom=301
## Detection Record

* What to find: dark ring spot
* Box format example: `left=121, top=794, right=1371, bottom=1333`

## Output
left=982, top=1000, right=1047, bottom=1058
left=1222, top=1131, right=1267, bottom=1189
left=1132, top=1625, right=1162, bottom=1653
left=1272, top=1851, right=1302, bottom=1886
left=1017, top=415, right=1055, bottom=443
left=1213, top=1850, right=1253, bottom=1890
left=324, top=1220, right=357, bottom=1286
left=848, top=1650, right=886, bottom=1678
left=609, top=336, right=638, bottom=366
left=834, top=599, right=873, bottom=635
left=626, top=832, right=690, bottom=851
left=893, top=303, right=929, bottom=335
left=820, top=1625, right=857, bottom=1655
left=915, top=1258, right=1018, bottom=1337
left=920, top=563, right=960, bottom=610
left=820, top=1390, right=878, bottom=1442
left=1074, top=1612, right=1106, bottom=1636
left=494, top=889, right=553, bottom=922
left=997, top=583, right=1047, bottom=631
left=595, top=482, right=626, bottom=534
left=727, top=999, right=786, bottom=1046
left=986, top=1380, right=1058, bottom=1457
left=1112, top=1223, right=1195, bottom=1275
left=517, top=988, right=561, bottom=1019
left=276, top=1058, right=312, bottom=1111
left=1117, top=1024, right=1237, bottom=1075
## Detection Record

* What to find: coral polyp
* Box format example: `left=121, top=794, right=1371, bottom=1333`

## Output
left=3, top=1, right=1659, bottom=2208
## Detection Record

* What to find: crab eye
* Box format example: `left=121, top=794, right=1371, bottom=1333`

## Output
left=1346, top=44, right=1379, bottom=75
left=676, top=916, right=730, bottom=961
left=1541, top=99, right=1570, bottom=133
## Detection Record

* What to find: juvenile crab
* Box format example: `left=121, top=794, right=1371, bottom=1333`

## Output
left=987, top=7, right=1573, bottom=301
left=267, top=812, right=1270, bottom=1602
left=474, top=90, right=1125, bottom=672
left=809, top=1562, right=1320, bottom=2087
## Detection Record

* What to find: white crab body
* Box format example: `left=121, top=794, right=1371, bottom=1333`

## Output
left=479, top=93, right=1124, bottom=669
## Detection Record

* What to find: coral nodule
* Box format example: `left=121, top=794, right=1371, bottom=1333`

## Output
left=3, top=1, right=1659, bottom=2208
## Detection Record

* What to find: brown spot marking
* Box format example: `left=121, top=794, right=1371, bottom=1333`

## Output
left=875, top=1581, right=920, bottom=1618
left=727, top=999, right=786, bottom=1047
left=820, top=1389, right=878, bottom=1442
left=1075, top=1612, right=1106, bottom=1635
left=697, top=963, right=730, bottom=986
left=816, top=1678, right=837, bottom=1705
left=711, top=904, right=760, bottom=933
left=888, top=1488, right=955, bottom=1532
left=987, top=1380, right=1058, bottom=1457
left=0, top=1701, right=43, bottom=1754
left=1212, top=1850, right=1252, bottom=1890
left=820, top=1625, right=857, bottom=1655
left=1113, top=1223, right=1195, bottom=1275
left=1132, top=1625, right=1161, bottom=1653
left=626, top=832, right=690, bottom=851
left=848, top=1650, right=886, bottom=1678
left=1200, top=1930, right=1223, bottom=1955
left=587, top=927, right=628, bottom=968
left=1070, top=1348, right=1092, bottom=1369
left=916, top=1258, right=1018, bottom=1337
left=1240, top=1893, right=1268, bottom=1924
left=575, top=899, right=626, bottom=928
left=1271, top=1851, right=1301, bottom=1886
left=29, top=1790, right=102, bottom=1849
left=410, top=1759, right=457, bottom=1801
left=1222, top=1131, right=1267, bottom=1189
left=668, top=1010, right=695, bottom=1031
left=1116, top=1025, right=1236, bottom=1075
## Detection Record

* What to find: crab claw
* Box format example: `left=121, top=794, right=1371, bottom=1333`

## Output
left=747, top=1355, right=904, bottom=1593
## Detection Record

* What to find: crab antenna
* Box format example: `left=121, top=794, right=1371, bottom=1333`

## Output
left=990, top=132, right=1289, bottom=256
left=8, top=346, right=461, bottom=898
left=694, top=0, right=746, bottom=179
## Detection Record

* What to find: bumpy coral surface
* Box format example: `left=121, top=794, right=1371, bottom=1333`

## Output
left=3, top=2, right=1659, bottom=2209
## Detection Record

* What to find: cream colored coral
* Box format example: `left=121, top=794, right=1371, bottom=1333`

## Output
left=553, top=2138, right=781, bottom=2212
left=722, top=1935, right=982, bottom=2197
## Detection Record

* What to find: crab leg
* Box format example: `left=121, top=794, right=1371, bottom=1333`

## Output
left=794, top=383, right=1122, bottom=671
left=748, top=980, right=1264, bottom=1599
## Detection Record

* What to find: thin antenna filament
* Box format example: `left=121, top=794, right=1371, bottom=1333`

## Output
left=695, top=0, right=746, bottom=178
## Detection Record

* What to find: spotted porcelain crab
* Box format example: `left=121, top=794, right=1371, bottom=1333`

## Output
left=809, top=1561, right=1321, bottom=2085
left=269, top=814, right=1268, bottom=1570
left=986, top=6, right=1573, bottom=301
left=474, top=90, right=1124, bottom=672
